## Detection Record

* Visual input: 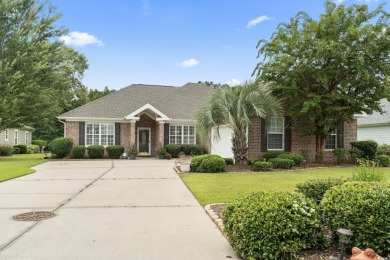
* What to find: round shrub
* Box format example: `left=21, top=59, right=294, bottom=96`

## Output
left=27, top=145, right=40, bottom=154
left=295, top=178, right=347, bottom=203
left=106, top=145, right=124, bottom=159
left=72, top=145, right=86, bottom=159
left=0, top=145, right=13, bottom=156
left=322, top=182, right=390, bottom=256
left=223, top=192, right=325, bottom=260
left=269, top=158, right=294, bottom=169
left=350, top=140, right=378, bottom=160
left=48, top=138, right=73, bottom=158
left=332, top=148, right=348, bottom=164
left=278, top=153, right=304, bottom=166
left=191, top=154, right=221, bottom=172
left=192, top=145, right=205, bottom=155
left=375, top=154, right=390, bottom=167
left=247, top=157, right=261, bottom=166
left=31, top=139, right=48, bottom=150
left=262, top=151, right=286, bottom=161
left=87, top=145, right=105, bottom=159
left=198, top=156, right=226, bottom=173
left=252, top=161, right=273, bottom=172
left=12, top=147, right=20, bottom=154
left=14, top=144, right=28, bottom=154
left=224, top=158, right=234, bottom=165
left=164, top=145, right=181, bottom=158
left=377, top=144, right=390, bottom=156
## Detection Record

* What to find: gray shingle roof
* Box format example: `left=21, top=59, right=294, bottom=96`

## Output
left=58, top=83, right=214, bottom=120
left=358, top=99, right=390, bottom=126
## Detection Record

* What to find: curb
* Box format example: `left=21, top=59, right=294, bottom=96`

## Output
left=204, top=203, right=227, bottom=236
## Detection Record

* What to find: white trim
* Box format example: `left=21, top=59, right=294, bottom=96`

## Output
left=137, top=127, right=151, bottom=155
left=169, top=124, right=196, bottom=145
left=325, top=130, right=337, bottom=151
left=353, top=112, right=367, bottom=119
left=14, top=129, right=18, bottom=145
left=58, top=117, right=124, bottom=122
left=25, top=131, right=29, bottom=145
left=266, top=117, right=284, bottom=151
left=125, top=103, right=170, bottom=121
left=5, top=129, right=9, bottom=141
left=85, top=123, right=115, bottom=147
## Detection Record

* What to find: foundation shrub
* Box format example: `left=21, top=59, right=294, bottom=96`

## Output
left=12, top=147, right=20, bottom=154
left=262, top=151, right=286, bottom=161
left=48, top=138, right=73, bottom=158
left=31, top=139, right=47, bottom=150
left=14, top=144, right=27, bottom=154
left=277, top=153, right=304, bottom=166
left=375, top=154, right=390, bottom=167
left=247, top=157, right=261, bottom=165
left=223, top=192, right=325, bottom=260
left=191, top=154, right=225, bottom=172
left=269, top=158, right=294, bottom=169
left=87, top=145, right=104, bottom=159
left=350, top=140, right=378, bottom=160
left=332, top=148, right=348, bottom=164
left=295, top=178, right=347, bottom=204
left=106, top=145, right=124, bottom=159
left=72, top=145, right=86, bottom=159
left=198, top=156, right=226, bottom=173
left=224, top=158, right=234, bottom=165
left=322, top=182, right=390, bottom=256
left=27, top=145, right=40, bottom=154
left=164, top=145, right=181, bottom=158
left=377, top=144, right=390, bottom=156
left=252, top=161, right=273, bottom=172
left=0, top=145, right=13, bottom=156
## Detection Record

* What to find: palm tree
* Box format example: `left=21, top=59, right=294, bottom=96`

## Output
left=197, top=82, right=282, bottom=164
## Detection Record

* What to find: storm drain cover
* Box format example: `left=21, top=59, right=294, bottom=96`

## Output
left=13, top=211, right=56, bottom=221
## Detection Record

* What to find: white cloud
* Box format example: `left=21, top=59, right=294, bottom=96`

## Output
left=334, top=0, right=347, bottom=4
left=60, top=31, right=104, bottom=47
left=177, top=58, right=199, bottom=68
left=226, top=78, right=241, bottom=87
left=246, top=16, right=271, bottom=29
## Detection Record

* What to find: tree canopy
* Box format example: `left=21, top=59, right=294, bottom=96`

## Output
left=253, top=1, right=390, bottom=159
left=0, top=0, right=88, bottom=130
left=197, top=82, right=281, bottom=164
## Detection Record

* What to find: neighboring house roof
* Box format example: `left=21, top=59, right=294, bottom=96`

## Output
left=358, top=99, right=390, bottom=126
left=58, top=83, right=214, bottom=121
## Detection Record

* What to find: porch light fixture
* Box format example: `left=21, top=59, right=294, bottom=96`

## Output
left=337, top=228, right=354, bottom=260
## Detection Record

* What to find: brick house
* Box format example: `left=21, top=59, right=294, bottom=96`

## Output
left=58, top=82, right=358, bottom=160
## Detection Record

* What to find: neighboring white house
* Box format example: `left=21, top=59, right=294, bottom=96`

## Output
left=357, top=99, right=390, bottom=145
left=0, top=126, right=34, bottom=146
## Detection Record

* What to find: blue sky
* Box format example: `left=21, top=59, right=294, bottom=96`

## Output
left=51, top=0, right=388, bottom=90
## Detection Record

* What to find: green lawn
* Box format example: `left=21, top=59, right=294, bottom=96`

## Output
left=0, top=154, right=48, bottom=182
left=181, top=167, right=390, bottom=205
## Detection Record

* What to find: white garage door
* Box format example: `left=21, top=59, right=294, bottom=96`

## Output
left=211, top=126, right=234, bottom=158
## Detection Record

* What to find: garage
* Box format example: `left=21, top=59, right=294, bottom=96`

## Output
left=210, top=126, right=234, bottom=158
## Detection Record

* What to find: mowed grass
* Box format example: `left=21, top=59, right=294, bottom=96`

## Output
left=0, top=154, right=48, bottom=182
left=181, top=167, right=390, bottom=205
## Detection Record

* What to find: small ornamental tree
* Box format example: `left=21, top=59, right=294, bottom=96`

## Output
left=254, top=1, right=390, bottom=161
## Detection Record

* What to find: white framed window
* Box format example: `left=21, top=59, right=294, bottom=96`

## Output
left=25, top=131, right=29, bottom=144
left=267, top=117, right=284, bottom=150
left=169, top=125, right=196, bottom=145
left=5, top=129, right=9, bottom=141
left=14, top=130, right=18, bottom=145
left=325, top=130, right=337, bottom=150
left=86, top=123, right=115, bottom=146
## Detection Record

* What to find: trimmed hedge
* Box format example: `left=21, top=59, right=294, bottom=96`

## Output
left=375, top=154, right=390, bottom=167
left=223, top=192, right=325, bottom=259
left=72, top=145, right=86, bottom=159
left=106, top=145, right=124, bottom=159
left=12, top=147, right=20, bottom=154
left=247, top=157, right=261, bottom=166
left=191, top=154, right=226, bottom=173
left=252, top=161, right=273, bottom=172
left=14, top=144, right=27, bottom=154
left=164, top=145, right=181, bottom=158
left=0, top=145, right=13, bottom=156
left=181, top=144, right=205, bottom=156
left=277, top=153, right=304, bottom=165
left=295, top=178, right=347, bottom=203
left=377, top=144, right=390, bottom=156
left=87, top=145, right=105, bottom=159
left=322, top=182, right=390, bottom=256
left=27, top=145, right=40, bottom=154
left=262, top=151, right=286, bottom=161
left=224, top=158, right=234, bottom=165
left=31, top=139, right=47, bottom=150
left=350, top=140, right=378, bottom=160
left=269, top=158, right=294, bottom=169
left=48, top=138, right=73, bottom=158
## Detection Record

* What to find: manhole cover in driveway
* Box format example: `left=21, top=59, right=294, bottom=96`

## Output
left=13, top=211, right=56, bottom=221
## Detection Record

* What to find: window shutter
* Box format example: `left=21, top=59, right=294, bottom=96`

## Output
left=164, top=124, right=170, bottom=146
left=79, top=122, right=85, bottom=145
left=337, top=121, right=344, bottom=148
left=261, top=118, right=267, bottom=152
left=284, top=116, right=292, bottom=152
left=115, top=123, right=121, bottom=145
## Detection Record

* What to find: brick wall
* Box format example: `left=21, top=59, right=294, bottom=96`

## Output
left=66, top=121, right=79, bottom=145
left=120, top=123, right=131, bottom=150
left=248, top=117, right=261, bottom=158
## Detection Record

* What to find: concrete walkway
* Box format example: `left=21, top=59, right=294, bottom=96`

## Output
left=0, top=159, right=238, bottom=260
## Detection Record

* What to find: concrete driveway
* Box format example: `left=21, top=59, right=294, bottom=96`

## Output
left=0, top=159, right=238, bottom=260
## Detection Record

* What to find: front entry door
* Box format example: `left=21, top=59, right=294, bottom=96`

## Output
left=138, top=128, right=151, bottom=155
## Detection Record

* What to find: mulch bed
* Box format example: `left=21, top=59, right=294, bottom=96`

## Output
left=210, top=204, right=350, bottom=260
left=227, top=163, right=356, bottom=172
